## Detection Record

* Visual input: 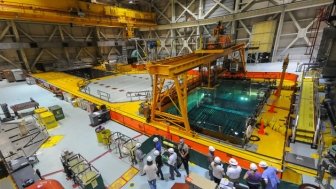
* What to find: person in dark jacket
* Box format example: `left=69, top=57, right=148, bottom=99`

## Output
left=154, top=150, right=164, bottom=180
left=35, top=169, right=43, bottom=180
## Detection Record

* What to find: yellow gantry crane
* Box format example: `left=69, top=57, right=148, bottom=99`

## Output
left=146, top=43, right=246, bottom=134
left=0, top=0, right=156, bottom=38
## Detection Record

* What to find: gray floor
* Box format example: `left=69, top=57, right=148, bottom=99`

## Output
left=0, top=80, right=198, bottom=189
left=85, top=74, right=152, bottom=102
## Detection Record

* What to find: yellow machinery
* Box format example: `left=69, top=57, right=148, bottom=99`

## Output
left=0, top=0, right=156, bottom=38
left=34, top=107, right=48, bottom=125
left=40, top=111, right=58, bottom=130
left=146, top=43, right=246, bottom=134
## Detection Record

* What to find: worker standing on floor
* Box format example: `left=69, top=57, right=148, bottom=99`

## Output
left=168, top=148, right=181, bottom=180
left=244, top=163, right=262, bottom=189
left=135, top=143, right=146, bottom=176
left=154, top=150, right=164, bottom=180
left=226, top=158, right=242, bottom=186
left=178, top=138, right=190, bottom=177
left=208, top=146, right=216, bottom=180
left=259, top=161, right=281, bottom=189
left=211, top=156, right=225, bottom=185
left=153, top=137, right=162, bottom=152
left=144, top=156, right=158, bottom=189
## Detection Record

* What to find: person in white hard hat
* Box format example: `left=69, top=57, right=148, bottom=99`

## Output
left=259, top=161, right=281, bottom=189
left=208, top=146, right=216, bottom=180
left=243, top=163, right=262, bottom=189
left=211, top=156, right=225, bottom=185
left=167, top=148, right=181, bottom=180
left=153, top=150, right=164, bottom=180
left=226, top=158, right=242, bottom=185
left=153, top=137, right=162, bottom=152
left=144, top=156, right=158, bottom=189
left=135, top=143, right=146, bottom=176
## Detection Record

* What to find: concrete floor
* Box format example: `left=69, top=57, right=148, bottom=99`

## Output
left=0, top=80, right=196, bottom=189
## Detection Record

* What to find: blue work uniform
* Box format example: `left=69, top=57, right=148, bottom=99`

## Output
left=262, top=167, right=280, bottom=189
left=155, top=141, right=162, bottom=152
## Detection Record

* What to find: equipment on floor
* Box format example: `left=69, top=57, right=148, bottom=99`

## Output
left=89, top=109, right=110, bottom=127
left=61, top=151, right=105, bottom=189
left=26, top=179, right=65, bottom=189
left=3, top=69, right=15, bottom=82
left=9, top=156, right=40, bottom=188
left=39, top=111, right=58, bottom=130
left=48, top=105, right=65, bottom=121
left=316, top=145, right=336, bottom=189
left=11, top=69, right=25, bottom=81
left=95, top=126, right=111, bottom=145
left=0, top=103, right=14, bottom=122
left=0, top=118, right=49, bottom=162
left=109, top=132, right=138, bottom=163
left=10, top=99, right=39, bottom=117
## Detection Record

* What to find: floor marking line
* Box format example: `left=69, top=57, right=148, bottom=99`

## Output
left=42, top=169, right=64, bottom=177
left=132, top=134, right=143, bottom=139
left=89, top=149, right=112, bottom=163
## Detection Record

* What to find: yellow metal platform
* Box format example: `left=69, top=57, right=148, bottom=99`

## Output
left=296, top=78, right=316, bottom=143
left=32, top=71, right=296, bottom=170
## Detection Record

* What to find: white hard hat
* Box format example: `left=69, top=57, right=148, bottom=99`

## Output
left=153, top=137, right=159, bottom=142
left=229, top=158, right=238, bottom=166
left=250, top=163, right=258, bottom=170
left=153, top=150, right=160, bottom=156
left=147, top=156, right=153, bottom=162
left=259, top=161, right=268, bottom=168
left=168, top=148, right=174, bottom=153
left=214, top=156, right=221, bottom=163
left=136, top=143, right=141, bottom=148
left=209, top=146, right=215, bottom=152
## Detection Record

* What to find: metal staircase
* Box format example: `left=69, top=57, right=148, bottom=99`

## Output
left=305, top=7, right=327, bottom=63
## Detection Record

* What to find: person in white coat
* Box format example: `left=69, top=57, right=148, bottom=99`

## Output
left=167, top=148, right=181, bottom=180
left=144, top=156, right=158, bottom=189
left=211, top=156, right=225, bottom=185
left=226, top=158, right=242, bottom=186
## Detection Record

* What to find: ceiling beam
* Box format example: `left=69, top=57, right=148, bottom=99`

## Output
left=140, top=0, right=332, bottom=31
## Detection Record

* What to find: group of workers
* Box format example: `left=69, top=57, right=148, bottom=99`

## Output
left=134, top=137, right=190, bottom=189
left=208, top=146, right=281, bottom=189
left=134, top=137, right=281, bottom=189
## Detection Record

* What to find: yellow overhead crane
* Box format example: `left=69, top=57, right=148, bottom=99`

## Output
left=146, top=43, right=246, bottom=134
left=0, top=0, right=156, bottom=37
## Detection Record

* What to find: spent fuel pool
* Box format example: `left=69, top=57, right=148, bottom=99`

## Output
left=167, top=79, right=271, bottom=145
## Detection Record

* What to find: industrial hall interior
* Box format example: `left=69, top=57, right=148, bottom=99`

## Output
left=0, top=0, right=336, bottom=189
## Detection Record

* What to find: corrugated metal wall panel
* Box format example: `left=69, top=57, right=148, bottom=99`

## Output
left=250, top=20, right=277, bottom=52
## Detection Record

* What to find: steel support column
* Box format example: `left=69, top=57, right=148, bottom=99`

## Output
left=171, top=0, right=176, bottom=56
left=58, top=25, right=70, bottom=64
left=272, top=10, right=285, bottom=62
left=10, top=21, right=31, bottom=72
